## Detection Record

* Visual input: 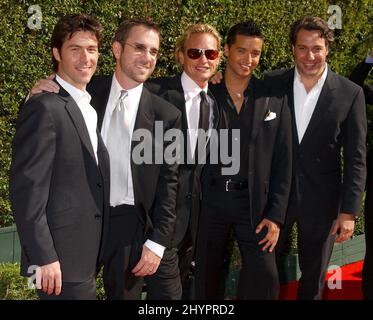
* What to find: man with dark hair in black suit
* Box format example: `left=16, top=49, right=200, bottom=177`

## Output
left=10, top=14, right=110, bottom=300
left=272, top=16, right=367, bottom=300
left=349, top=49, right=373, bottom=299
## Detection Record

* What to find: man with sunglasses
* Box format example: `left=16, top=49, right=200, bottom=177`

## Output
left=195, top=21, right=292, bottom=299
left=146, top=23, right=221, bottom=299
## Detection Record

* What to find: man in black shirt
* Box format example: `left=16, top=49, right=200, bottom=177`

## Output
left=194, top=21, right=292, bottom=299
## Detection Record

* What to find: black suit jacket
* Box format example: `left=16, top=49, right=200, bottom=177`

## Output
left=10, top=87, right=110, bottom=282
left=206, top=77, right=292, bottom=226
left=145, top=75, right=220, bottom=247
left=88, top=75, right=181, bottom=248
left=266, top=67, right=367, bottom=219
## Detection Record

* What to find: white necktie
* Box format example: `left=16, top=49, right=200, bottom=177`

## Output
left=107, top=90, right=130, bottom=206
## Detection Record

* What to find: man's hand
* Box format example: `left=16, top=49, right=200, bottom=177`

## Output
left=332, top=213, right=355, bottom=243
left=35, top=261, right=62, bottom=295
left=131, top=245, right=161, bottom=277
left=209, top=71, right=223, bottom=84
left=256, top=218, right=280, bottom=252
left=30, top=74, right=59, bottom=97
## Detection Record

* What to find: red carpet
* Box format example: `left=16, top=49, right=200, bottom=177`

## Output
left=279, top=261, right=364, bottom=300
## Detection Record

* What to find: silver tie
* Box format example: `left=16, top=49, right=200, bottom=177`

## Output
left=107, top=90, right=130, bottom=206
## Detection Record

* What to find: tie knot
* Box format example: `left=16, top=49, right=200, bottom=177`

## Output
left=119, top=90, right=128, bottom=101
left=200, top=90, right=207, bottom=101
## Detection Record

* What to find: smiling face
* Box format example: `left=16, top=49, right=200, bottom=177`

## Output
left=112, top=25, right=160, bottom=89
left=178, top=32, right=220, bottom=88
left=224, top=35, right=263, bottom=79
left=53, top=31, right=99, bottom=91
left=293, top=28, right=328, bottom=81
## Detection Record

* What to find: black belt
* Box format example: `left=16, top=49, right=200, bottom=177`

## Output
left=211, top=179, right=248, bottom=191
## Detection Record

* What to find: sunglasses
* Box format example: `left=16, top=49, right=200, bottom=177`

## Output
left=186, top=48, right=219, bottom=60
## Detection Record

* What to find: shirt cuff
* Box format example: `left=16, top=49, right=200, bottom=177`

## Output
left=144, top=239, right=166, bottom=259
left=365, top=55, right=373, bottom=64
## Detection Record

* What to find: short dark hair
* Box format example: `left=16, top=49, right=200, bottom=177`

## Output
left=51, top=14, right=103, bottom=71
left=113, top=18, right=160, bottom=44
left=289, top=16, right=334, bottom=48
left=226, top=20, right=263, bottom=47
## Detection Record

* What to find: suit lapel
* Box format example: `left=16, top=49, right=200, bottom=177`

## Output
left=132, top=87, right=155, bottom=137
left=131, top=87, right=154, bottom=211
left=208, top=89, right=220, bottom=130
left=62, top=89, right=97, bottom=164
left=164, top=76, right=189, bottom=131
left=283, top=69, right=300, bottom=146
left=163, top=76, right=191, bottom=165
left=299, top=68, right=337, bottom=146
left=250, top=79, right=271, bottom=145
left=88, top=75, right=112, bottom=131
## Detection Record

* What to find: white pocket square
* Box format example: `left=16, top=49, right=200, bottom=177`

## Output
left=264, top=111, right=276, bottom=121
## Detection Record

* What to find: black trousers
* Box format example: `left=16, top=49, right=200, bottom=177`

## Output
left=177, top=231, right=195, bottom=299
left=103, top=204, right=182, bottom=300
left=276, top=196, right=336, bottom=300
left=195, top=187, right=279, bottom=300
left=146, top=248, right=182, bottom=300
left=37, top=277, right=96, bottom=300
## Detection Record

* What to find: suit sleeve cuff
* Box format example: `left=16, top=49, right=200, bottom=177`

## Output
left=144, top=239, right=165, bottom=259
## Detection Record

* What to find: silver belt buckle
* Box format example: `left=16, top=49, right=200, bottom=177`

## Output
left=225, top=179, right=232, bottom=191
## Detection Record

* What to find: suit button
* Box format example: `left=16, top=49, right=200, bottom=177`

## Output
left=316, top=158, right=321, bottom=163
left=94, top=214, right=102, bottom=220
left=186, top=193, right=192, bottom=199
left=97, top=183, right=102, bottom=188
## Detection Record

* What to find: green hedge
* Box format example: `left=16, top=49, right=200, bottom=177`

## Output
left=1, top=0, right=372, bottom=227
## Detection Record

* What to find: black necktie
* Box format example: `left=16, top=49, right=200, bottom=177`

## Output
left=195, top=91, right=210, bottom=163
left=198, top=91, right=210, bottom=132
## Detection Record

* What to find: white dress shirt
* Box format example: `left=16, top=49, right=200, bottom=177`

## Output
left=101, top=74, right=164, bottom=258
left=293, top=65, right=328, bottom=143
left=181, top=72, right=214, bottom=158
left=56, top=75, right=98, bottom=164
left=101, top=75, right=142, bottom=206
